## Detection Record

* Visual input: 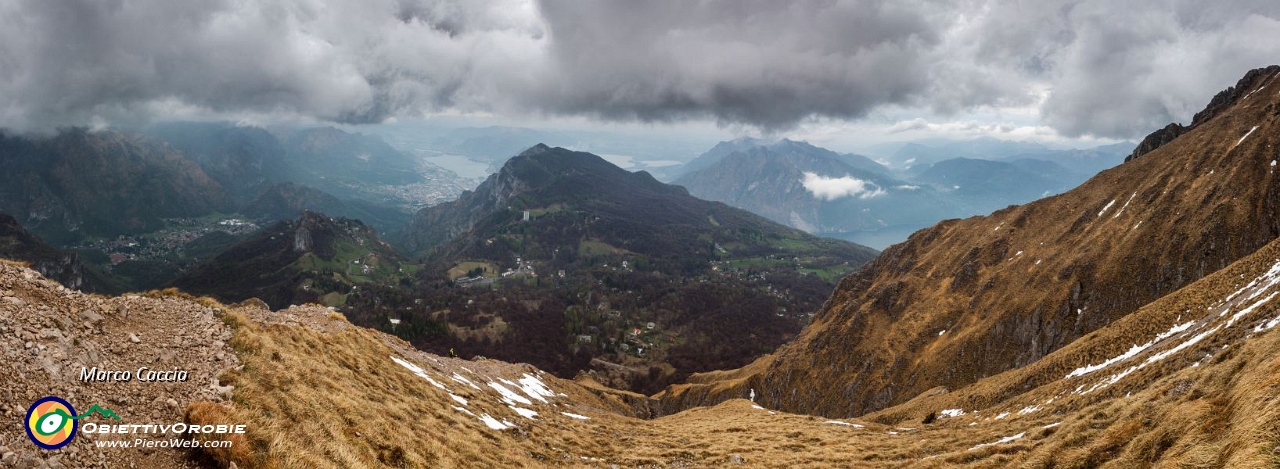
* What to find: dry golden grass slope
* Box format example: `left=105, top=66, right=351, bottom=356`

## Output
left=4, top=243, right=1280, bottom=467
left=150, top=234, right=1280, bottom=467
left=657, top=65, right=1280, bottom=418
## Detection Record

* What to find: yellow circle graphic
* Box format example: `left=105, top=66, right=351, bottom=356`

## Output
left=26, top=398, right=76, bottom=449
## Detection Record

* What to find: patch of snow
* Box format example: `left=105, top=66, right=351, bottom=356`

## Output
left=970, top=432, right=1026, bottom=451
left=560, top=412, right=590, bottom=420
left=489, top=381, right=533, bottom=406
left=1113, top=192, right=1137, bottom=218
left=1223, top=258, right=1280, bottom=305
left=825, top=420, right=864, bottom=428
left=994, top=412, right=1010, bottom=420
left=1043, top=422, right=1061, bottom=429
left=1097, top=199, right=1117, bottom=217
left=1080, top=364, right=1140, bottom=395
left=453, top=406, right=475, bottom=417
left=939, top=409, right=966, bottom=418
left=509, top=406, right=538, bottom=419
left=478, top=414, right=513, bottom=430
left=1148, top=326, right=1220, bottom=364
left=1081, top=321, right=1229, bottom=395
left=451, top=373, right=481, bottom=390
left=751, top=404, right=765, bottom=410
left=391, top=356, right=448, bottom=390
left=515, top=374, right=556, bottom=402
left=1234, top=125, right=1260, bottom=149
left=1244, top=85, right=1267, bottom=100
left=1255, top=315, right=1280, bottom=332
left=1065, top=321, right=1194, bottom=378
left=1018, top=405, right=1042, bottom=415
left=449, top=393, right=468, bottom=406
left=887, top=431, right=898, bottom=435
left=1226, top=292, right=1278, bottom=328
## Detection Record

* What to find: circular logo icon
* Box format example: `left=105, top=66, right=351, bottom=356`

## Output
left=25, top=396, right=78, bottom=450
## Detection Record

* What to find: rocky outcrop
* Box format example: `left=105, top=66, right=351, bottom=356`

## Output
left=1127, top=65, right=1280, bottom=162
left=0, top=263, right=238, bottom=467
left=0, top=213, right=102, bottom=292
left=1125, top=123, right=1186, bottom=162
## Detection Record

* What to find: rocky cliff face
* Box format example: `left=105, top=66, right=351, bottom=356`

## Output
left=395, top=145, right=540, bottom=255
left=659, top=65, right=1280, bottom=418
left=0, top=213, right=102, bottom=292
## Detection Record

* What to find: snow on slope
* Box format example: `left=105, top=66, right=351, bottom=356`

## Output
left=391, top=354, right=590, bottom=429
left=1065, top=256, right=1280, bottom=395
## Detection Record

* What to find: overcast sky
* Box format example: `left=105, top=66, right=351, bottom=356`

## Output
left=2, top=0, right=1277, bottom=148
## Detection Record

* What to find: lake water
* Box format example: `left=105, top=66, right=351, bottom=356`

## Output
left=424, top=154, right=492, bottom=179
left=817, top=225, right=923, bottom=251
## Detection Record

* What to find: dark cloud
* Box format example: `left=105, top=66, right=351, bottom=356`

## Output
left=530, top=0, right=940, bottom=129
left=0, top=0, right=1276, bottom=138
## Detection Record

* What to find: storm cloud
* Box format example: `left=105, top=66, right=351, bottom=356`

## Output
left=0, top=0, right=1277, bottom=138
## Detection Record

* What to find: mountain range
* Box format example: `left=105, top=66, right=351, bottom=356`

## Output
left=0, top=128, right=235, bottom=245
left=0, top=123, right=477, bottom=291
left=112, top=142, right=879, bottom=394
left=675, top=139, right=958, bottom=248
left=657, top=65, right=1280, bottom=417
left=675, top=137, right=1130, bottom=249
left=3, top=66, right=1280, bottom=468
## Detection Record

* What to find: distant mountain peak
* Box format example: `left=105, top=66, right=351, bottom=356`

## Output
left=520, top=143, right=553, bottom=156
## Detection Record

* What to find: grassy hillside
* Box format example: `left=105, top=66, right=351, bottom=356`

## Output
left=172, top=212, right=415, bottom=309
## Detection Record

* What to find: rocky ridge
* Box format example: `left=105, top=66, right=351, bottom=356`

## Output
left=1127, top=65, right=1280, bottom=162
